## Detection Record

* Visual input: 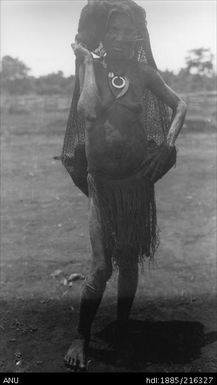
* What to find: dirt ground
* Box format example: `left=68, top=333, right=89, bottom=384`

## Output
left=0, top=102, right=216, bottom=373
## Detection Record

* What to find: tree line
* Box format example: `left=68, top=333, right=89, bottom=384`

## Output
left=0, top=48, right=216, bottom=95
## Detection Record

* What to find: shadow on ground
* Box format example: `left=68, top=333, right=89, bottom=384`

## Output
left=0, top=298, right=216, bottom=372
left=90, top=320, right=217, bottom=370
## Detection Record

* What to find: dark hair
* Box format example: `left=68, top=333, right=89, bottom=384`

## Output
left=77, top=1, right=147, bottom=49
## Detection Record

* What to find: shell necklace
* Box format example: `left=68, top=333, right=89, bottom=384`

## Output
left=108, top=71, right=126, bottom=89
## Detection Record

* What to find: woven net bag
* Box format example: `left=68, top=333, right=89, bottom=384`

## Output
left=61, top=1, right=176, bottom=195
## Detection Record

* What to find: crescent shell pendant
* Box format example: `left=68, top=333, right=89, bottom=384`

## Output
left=111, top=76, right=126, bottom=89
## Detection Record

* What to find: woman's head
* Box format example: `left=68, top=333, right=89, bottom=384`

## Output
left=102, top=11, right=140, bottom=60
left=76, top=0, right=146, bottom=57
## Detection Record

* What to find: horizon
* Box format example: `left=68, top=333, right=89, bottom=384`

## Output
left=1, top=0, right=216, bottom=77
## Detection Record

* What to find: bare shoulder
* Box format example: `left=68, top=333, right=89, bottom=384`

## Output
left=137, top=62, right=162, bottom=86
left=137, top=62, right=156, bottom=74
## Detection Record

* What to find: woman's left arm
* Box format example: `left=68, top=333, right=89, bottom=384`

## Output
left=146, top=66, right=187, bottom=147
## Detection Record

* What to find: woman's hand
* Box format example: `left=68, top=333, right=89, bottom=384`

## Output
left=71, top=41, right=92, bottom=62
left=166, top=127, right=176, bottom=148
left=166, top=100, right=187, bottom=147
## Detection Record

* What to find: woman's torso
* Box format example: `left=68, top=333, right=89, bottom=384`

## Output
left=85, top=59, right=147, bottom=177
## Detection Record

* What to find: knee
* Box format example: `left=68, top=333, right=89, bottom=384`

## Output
left=87, top=263, right=112, bottom=294
left=95, top=263, right=112, bottom=283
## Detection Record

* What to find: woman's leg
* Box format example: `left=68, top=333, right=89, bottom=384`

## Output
left=117, top=259, right=138, bottom=332
left=115, top=259, right=138, bottom=363
left=64, top=197, right=112, bottom=370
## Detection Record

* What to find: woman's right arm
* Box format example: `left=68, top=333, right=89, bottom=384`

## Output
left=72, top=42, right=101, bottom=122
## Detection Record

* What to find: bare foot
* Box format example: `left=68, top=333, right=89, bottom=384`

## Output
left=64, top=338, right=87, bottom=372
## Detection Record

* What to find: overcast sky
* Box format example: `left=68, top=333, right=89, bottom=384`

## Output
left=1, top=0, right=216, bottom=77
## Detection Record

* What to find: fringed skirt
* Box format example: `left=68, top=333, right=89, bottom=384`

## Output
left=87, top=172, right=159, bottom=267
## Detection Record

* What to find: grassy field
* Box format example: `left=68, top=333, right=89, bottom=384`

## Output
left=0, top=93, right=216, bottom=373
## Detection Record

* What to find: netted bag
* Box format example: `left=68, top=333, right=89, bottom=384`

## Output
left=61, top=63, right=88, bottom=195
left=137, top=44, right=177, bottom=183
left=61, top=1, right=176, bottom=195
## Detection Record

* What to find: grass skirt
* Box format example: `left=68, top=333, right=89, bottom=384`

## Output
left=87, top=172, right=159, bottom=267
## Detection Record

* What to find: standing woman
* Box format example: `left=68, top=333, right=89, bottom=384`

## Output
left=62, top=0, right=187, bottom=371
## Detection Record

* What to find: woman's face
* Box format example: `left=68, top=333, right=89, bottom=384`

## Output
left=103, top=12, right=138, bottom=60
